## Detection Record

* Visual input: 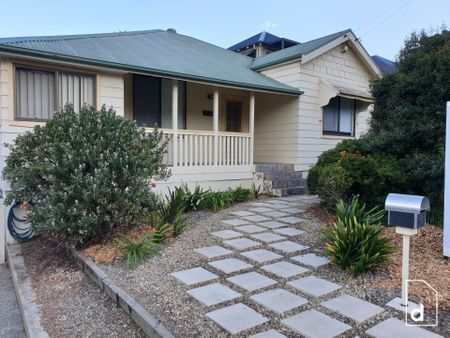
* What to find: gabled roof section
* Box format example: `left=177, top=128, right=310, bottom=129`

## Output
left=228, top=31, right=299, bottom=51
left=371, top=55, right=397, bottom=74
left=251, top=29, right=352, bottom=70
left=0, top=30, right=302, bottom=95
left=251, top=29, right=381, bottom=77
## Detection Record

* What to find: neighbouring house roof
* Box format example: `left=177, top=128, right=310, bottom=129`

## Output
left=371, top=55, right=397, bottom=74
left=251, top=29, right=353, bottom=70
left=228, top=31, right=299, bottom=52
left=0, top=29, right=302, bottom=95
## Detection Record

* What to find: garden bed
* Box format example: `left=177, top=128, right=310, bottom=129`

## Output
left=20, top=239, right=145, bottom=337
left=95, top=197, right=449, bottom=337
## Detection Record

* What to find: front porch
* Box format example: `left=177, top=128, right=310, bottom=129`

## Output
left=124, top=74, right=256, bottom=191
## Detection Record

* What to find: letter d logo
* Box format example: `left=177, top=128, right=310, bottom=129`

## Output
left=410, top=303, right=424, bottom=322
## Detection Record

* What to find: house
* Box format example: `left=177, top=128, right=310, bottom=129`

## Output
left=0, top=28, right=381, bottom=196
left=228, top=31, right=299, bottom=58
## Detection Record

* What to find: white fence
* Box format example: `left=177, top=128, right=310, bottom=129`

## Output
left=162, top=129, right=252, bottom=167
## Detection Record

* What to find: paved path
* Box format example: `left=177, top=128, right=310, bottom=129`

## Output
left=171, top=196, right=444, bottom=338
left=0, top=263, right=26, bottom=338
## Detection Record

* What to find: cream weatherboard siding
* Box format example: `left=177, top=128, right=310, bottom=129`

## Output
left=98, top=72, right=125, bottom=116
left=259, top=43, right=375, bottom=173
left=254, top=62, right=301, bottom=164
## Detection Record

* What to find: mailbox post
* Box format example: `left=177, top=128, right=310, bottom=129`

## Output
left=385, top=193, right=430, bottom=308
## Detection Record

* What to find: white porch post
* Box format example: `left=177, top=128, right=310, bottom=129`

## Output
left=249, top=91, right=255, bottom=165
left=213, top=87, right=219, bottom=165
left=172, top=80, right=178, bottom=167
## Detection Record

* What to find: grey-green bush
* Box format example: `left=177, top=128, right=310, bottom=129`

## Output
left=3, top=105, right=169, bottom=246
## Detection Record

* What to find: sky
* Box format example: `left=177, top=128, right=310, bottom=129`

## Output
left=0, top=0, right=448, bottom=60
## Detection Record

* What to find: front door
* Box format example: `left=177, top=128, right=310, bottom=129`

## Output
left=225, top=101, right=242, bottom=132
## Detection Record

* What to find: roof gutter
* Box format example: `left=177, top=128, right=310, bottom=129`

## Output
left=0, top=45, right=303, bottom=96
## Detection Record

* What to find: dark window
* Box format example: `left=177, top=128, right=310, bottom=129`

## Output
left=226, top=101, right=242, bottom=132
left=132, top=75, right=186, bottom=128
left=322, top=96, right=355, bottom=136
left=133, top=75, right=161, bottom=127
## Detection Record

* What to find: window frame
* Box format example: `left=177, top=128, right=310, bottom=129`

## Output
left=13, top=63, right=97, bottom=122
left=322, top=96, right=356, bottom=137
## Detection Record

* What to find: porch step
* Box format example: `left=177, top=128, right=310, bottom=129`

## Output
left=255, top=162, right=308, bottom=197
left=272, top=186, right=308, bottom=197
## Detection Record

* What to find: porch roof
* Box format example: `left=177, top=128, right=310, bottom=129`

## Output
left=0, top=29, right=302, bottom=96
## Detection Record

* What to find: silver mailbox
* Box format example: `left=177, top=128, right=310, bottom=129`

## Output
left=385, top=193, right=430, bottom=229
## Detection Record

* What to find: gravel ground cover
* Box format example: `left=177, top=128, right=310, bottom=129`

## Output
left=21, top=240, right=145, bottom=338
left=100, top=196, right=449, bottom=337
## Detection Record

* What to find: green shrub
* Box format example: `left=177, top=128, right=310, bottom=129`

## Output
left=151, top=214, right=172, bottom=244
left=316, top=165, right=352, bottom=208
left=323, top=198, right=393, bottom=274
left=172, top=216, right=190, bottom=237
left=183, top=184, right=208, bottom=211
left=115, top=234, right=158, bottom=270
left=334, top=196, right=384, bottom=225
left=159, top=188, right=186, bottom=224
left=201, top=191, right=233, bottom=212
left=312, top=149, right=405, bottom=210
left=307, top=166, right=319, bottom=194
left=229, top=186, right=251, bottom=203
left=3, top=105, right=169, bottom=245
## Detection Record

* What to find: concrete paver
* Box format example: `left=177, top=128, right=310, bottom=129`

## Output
left=281, top=310, right=351, bottom=338
left=206, top=303, right=268, bottom=334
left=187, top=283, right=241, bottom=306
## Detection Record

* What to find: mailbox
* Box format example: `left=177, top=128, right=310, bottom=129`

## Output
left=385, top=193, right=430, bottom=229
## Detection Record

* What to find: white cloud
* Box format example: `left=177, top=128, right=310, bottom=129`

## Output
left=263, top=21, right=277, bottom=30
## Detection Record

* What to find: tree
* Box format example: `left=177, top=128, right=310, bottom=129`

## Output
left=369, top=28, right=450, bottom=224
left=3, top=105, right=169, bottom=245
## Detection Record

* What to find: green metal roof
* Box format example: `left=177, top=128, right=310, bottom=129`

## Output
left=0, top=30, right=302, bottom=95
left=251, top=29, right=352, bottom=70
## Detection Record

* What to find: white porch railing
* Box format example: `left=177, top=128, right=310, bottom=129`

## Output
left=160, top=129, right=252, bottom=167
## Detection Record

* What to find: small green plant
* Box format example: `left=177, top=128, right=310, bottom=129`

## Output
left=229, top=186, right=251, bottom=203
left=323, top=198, right=393, bottom=274
left=184, top=184, right=207, bottom=211
left=151, top=213, right=172, bottom=244
left=334, top=196, right=384, bottom=225
left=115, top=234, right=158, bottom=270
left=172, top=216, right=190, bottom=237
left=251, top=182, right=262, bottom=199
left=159, top=188, right=186, bottom=224
left=201, top=190, right=233, bottom=212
